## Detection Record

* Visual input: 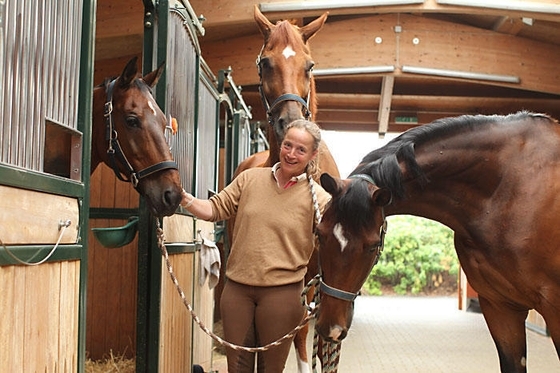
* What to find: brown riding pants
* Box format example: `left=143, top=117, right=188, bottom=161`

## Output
left=220, top=279, right=306, bottom=373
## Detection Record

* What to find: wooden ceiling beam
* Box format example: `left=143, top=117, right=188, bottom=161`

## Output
left=200, top=14, right=560, bottom=95
left=188, top=0, right=560, bottom=30
left=378, top=76, right=394, bottom=135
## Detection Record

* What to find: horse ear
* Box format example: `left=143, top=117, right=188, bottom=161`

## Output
left=320, top=173, right=343, bottom=197
left=254, top=4, right=275, bottom=42
left=300, top=12, right=328, bottom=43
left=120, top=56, right=139, bottom=87
left=143, top=60, right=165, bottom=88
left=372, top=188, right=392, bottom=207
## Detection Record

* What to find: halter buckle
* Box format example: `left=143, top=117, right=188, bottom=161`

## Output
left=104, top=101, right=113, bottom=117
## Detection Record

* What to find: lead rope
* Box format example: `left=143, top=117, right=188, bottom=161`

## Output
left=308, top=174, right=342, bottom=373
left=155, top=219, right=318, bottom=353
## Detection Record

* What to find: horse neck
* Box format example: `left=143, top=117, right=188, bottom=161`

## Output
left=385, top=138, right=504, bottom=231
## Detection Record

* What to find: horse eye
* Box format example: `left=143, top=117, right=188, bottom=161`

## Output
left=125, top=116, right=140, bottom=128
left=307, top=61, right=315, bottom=72
left=366, top=242, right=380, bottom=253
left=260, top=57, right=272, bottom=71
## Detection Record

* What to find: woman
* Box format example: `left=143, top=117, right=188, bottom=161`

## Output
left=181, top=119, right=330, bottom=372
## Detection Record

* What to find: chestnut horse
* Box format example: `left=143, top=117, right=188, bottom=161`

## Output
left=224, top=7, right=340, bottom=373
left=233, top=6, right=339, bottom=179
left=91, top=57, right=183, bottom=217
left=315, top=112, right=560, bottom=373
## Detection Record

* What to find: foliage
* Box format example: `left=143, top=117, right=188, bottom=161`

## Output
left=363, top=215, right=459, bottom=295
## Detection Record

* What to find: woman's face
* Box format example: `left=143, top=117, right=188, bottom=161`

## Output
left=279, top=127, right=318, bottom=176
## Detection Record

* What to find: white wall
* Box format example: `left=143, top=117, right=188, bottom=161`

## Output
left=321, top=131, right=400, bottom=178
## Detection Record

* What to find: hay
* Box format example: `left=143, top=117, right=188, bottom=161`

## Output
left=85, top=350, right=135, bottom=373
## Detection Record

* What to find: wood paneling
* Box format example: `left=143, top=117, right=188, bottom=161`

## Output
left=0, top=261, right=80, bottom=372
left=86, top=164, right=139, bottom=360
left=0, top=186, right=79, bottom=244
left=159, top=253, right=195, bottom=372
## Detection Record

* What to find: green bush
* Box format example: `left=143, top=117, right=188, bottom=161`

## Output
left=363, top=215, right=459, bottom=295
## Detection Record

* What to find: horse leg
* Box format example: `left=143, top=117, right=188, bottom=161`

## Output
left=478, top=296, right=529, bottom=373
left=294, top=252, right=320, bottom=373
left=538, top=299, right=560, bottom=360
left=293, top=323, right=310, bottom=373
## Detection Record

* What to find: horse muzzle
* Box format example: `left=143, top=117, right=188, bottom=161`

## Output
left=136, top=170, right=183, bottom=217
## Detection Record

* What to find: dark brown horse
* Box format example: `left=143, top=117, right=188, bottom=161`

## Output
left=316, top=111, right=560, bottom=373
left=223, top=7, right=340, bottom=373
left=91, top=57, right=183, bottom=217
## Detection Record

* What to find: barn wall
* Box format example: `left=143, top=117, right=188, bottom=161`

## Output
left=86, top=164, right=140, bottom=360
left=0, top=260, right=80, bottom=372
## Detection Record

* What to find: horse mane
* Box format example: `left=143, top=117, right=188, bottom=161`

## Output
left=351, top=111, right=553, bottom=200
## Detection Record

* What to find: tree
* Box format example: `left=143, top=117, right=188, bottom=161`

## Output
left=363, top=215, right=459, bottom=295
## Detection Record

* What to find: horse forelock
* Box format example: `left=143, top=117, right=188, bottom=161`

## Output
left=336, top=180, right=374, bottom=232
left=268, top=21, right=309, bottom=53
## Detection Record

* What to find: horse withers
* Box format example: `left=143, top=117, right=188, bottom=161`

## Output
left=91, top=57, right=183, bottom=217
left=315, top=112, right=560, bottom=373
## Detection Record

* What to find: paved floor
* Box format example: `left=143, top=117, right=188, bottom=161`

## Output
left=213, top=296, right=558, bottom=372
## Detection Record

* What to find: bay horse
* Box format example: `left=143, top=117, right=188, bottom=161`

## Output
left=315, top=111, right=560, bottom=373
left=224, top=7, right=340, bottom=373
left=91, top=57, right=183, bottom=217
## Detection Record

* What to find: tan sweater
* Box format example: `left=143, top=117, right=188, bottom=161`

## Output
left=209, top=167, right=330, bottom=286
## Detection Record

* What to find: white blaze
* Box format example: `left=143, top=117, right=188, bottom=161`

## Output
left=333, top=223, right=348, bottom=252
left=282, top=45, right=296, bottom=59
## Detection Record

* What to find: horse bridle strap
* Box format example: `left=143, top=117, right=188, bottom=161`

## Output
left=320, top=280, right=359, bottom=302
left=256, top=51, right=312, bottom=125
left=104, top=79, right=178, bottom=188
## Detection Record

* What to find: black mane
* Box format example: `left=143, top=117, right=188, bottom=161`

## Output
left=350, top=111, right=547, bottom=200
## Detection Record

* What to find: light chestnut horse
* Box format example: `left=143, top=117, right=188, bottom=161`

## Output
left=91, top=57, right=182, bottom=217
left=227, top=7, right=340, bottom=373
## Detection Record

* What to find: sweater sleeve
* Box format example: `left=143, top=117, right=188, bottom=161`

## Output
left=208, top=170, right=246, bottom=221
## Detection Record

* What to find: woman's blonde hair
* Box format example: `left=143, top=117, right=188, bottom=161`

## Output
left=285, top=119, right=322, bottom=180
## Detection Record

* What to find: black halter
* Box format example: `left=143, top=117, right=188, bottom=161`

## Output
left=256, top=51, right=312, bottom=126
left=318, top=173, right=388, bottom=302
left=104, top=79, right=178, bottom=188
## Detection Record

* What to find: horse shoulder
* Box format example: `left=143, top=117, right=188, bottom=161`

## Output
left=232, top=151, right=269, bottom=179
left=318, top=140, right=340, bottom=178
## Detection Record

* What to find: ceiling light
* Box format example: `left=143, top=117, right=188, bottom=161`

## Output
left=314, top=66, right=395, bottom=76
left=402, top=65, right=520, bottom=84
left=259, top=0, right=423, bottom=12
left=437, top=0, right=560, bottom=15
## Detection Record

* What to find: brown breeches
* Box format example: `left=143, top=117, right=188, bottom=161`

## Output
left=220, top=279, right=306, bottom=373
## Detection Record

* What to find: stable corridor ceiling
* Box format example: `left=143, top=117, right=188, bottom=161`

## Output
left=96, top=0, right=560, bottom=134
left=189, top=0, right=560, bottom=134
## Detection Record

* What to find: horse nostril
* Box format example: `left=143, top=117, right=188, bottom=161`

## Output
left=163, top=188, right=182, bottom=209
left=328, top=325, right=347, bottom=342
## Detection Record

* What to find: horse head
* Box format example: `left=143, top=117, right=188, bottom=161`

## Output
left=315, top=172, right=391, bottom=342
left=254, top=5, right=327, bottom=149
left=91, top=57, right=183, bottom=217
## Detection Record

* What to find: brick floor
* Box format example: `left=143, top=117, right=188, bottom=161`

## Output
left=211, top=296, right=558, bottom=372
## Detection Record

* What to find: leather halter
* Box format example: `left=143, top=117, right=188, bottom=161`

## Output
left=104, top=78, right=178, bottom=188
left=319, top=173, right=388, bottom=302
left=256, top=50, right=312, bottom=126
